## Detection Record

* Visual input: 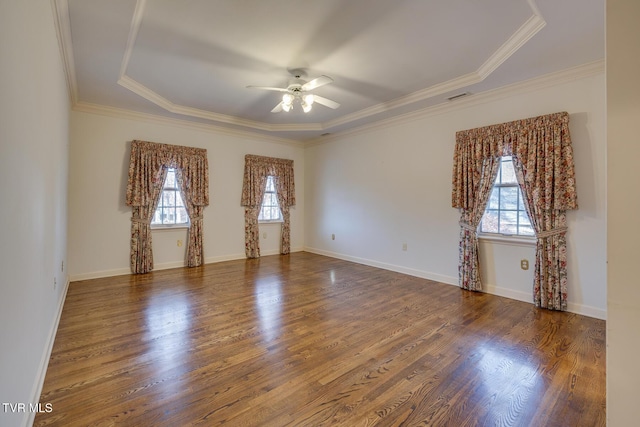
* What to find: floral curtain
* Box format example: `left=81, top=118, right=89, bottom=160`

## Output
left=451, top=112, right=578, bottom=310
left=458, top=156, right=501, bottom=291
left=126, top=140, right=209, bottom=273
left=241, top=155, right=295, bottom=258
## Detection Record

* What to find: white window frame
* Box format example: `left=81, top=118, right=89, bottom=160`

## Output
left=151, top=168, right=190, bottom=229
left=258, top=175, right=282, bottom=223
left=478, top=156, right=535, bottom=243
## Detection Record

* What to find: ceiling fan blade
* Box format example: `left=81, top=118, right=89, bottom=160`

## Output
left=271, top=102, right=284, bottom=113
left=313, top=95, right=340, bottom=109
left=246, top=85, right=289, bottom=93
left=301, top=75, right=333, bottom=91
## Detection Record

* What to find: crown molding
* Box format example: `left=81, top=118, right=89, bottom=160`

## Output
left=51, top=0, right=78, bottom=104
left=305, top=59, right=604, bottom=147
left=113, top=0, right=547, bottom=134
left=323, top=1, right=546, bottom=132
left=72, top=58, right=603, bottom=149
left=72, top=102, right=303, bottom=147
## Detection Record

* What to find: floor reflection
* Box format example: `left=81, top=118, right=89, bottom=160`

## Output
left=254, top=277, right=282, bottom=342
left=475, top=343, right=542, bottom=407
left=144, top=290, right=193, bottom=382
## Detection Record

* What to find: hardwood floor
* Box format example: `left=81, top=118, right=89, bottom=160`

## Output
left=35, top=252, right=605, bottom=426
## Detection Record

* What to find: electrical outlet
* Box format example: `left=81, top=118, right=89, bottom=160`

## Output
left=402, top=243, right=407, bottom=251
left=331, top=234, right=335, bottom=240
left=53, top=277, right=57, bottom=290
left=263, top=232, right=267, bottom=239
left=520, top=259, right=529, bottom=270
left=177, top=240, right=183, bottom=247
left=61, top=260, right=64, bottom=272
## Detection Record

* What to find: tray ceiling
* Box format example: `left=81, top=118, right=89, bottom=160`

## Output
left=54, top=0, right=604, bottom=142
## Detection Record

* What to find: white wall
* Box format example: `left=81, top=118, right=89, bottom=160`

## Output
left=68, top=110, right=305, bottom=279
left=606, top=1, right=640, bottom=425
left=304, top=67, right=606, bottom=319
left=0, top=2, right=70, bottom=427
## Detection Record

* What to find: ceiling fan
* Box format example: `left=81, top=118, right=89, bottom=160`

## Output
left=247, top=69, right=340, bottom=113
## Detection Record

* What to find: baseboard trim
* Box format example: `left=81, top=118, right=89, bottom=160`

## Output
left=69, top=248, right=306, bottom=282
left=25, top=275, right=70, bottom=427
left=304, top=247, right=607, bottom=320
left=303, top=246, right=458, bottom=286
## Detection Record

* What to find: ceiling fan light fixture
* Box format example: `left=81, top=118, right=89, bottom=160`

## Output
left=249, top=72, right=338, bottom=114
left=282, top=93, right=294, bottom=105
left=303, top=94, right=314, bottom=106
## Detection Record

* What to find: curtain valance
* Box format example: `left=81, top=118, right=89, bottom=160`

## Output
left=126, top=140, right=209, bottom=208
left=452, top=111, right=577, bottom=211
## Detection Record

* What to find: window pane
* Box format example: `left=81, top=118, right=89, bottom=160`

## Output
left=152, top=209, right=161, bottom=224
left=519, top=225, right=535, bottom=236
left=265, top=176, right=275, bottom=192
left=162, top=206, right=175, bottom=224
left=259, top=176, right=281, bottom=221
left=480, top=156, right=534, bottom=237
left=151, top=169, right=188, bottom=226
left=518, top=212, right=534, bottom=237
left=165, top=169, right=176, bottom=187
left=488, top=188, right=499, bottom=209
left=176, top=207, right=189, bottom=224
left=481, top=210, right=499, bottom=233
left=500, top=159, right=517, bottom=184
left=499, top=210, right=518, bottom=234
left=176, top=191, right=184, bottom=208
left=263, top=207, right=273, bottom=221
left=499, top=187, right=518, bottom=210
left=518, top=191, right=528, bottom=210
left=163, top=190, right=175, bottom=207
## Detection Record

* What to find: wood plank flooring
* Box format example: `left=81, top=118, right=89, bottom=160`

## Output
left=35, top=252, right=605, bottom=426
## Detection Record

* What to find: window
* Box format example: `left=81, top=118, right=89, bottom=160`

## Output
left=258, top=176, right=282, bottom=222
left=151, top=168, right=189, bottom=227
left=479, top=156, right=534, bottom=236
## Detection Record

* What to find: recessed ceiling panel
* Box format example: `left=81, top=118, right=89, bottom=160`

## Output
left=62, top=0, right=604, bottom=141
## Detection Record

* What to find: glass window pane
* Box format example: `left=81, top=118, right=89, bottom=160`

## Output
left=499, top=187, right=518, bottom=210
left=499, top=210, right=518, bottom=234
left=518, top=191, right=528, bottom=210
left=162, top=206, right=174, bottom=224
left=152, top=209, right=161, bottom=224
left=519, top=225, right=535, bottom=236
left=176, top=207, right=188, bottom=224
left=488, top=187, right=500, bottom=209
left=165, top=169, right=176, bottom=187
left=481, top=210, right=499, bottom=233
left=480, top=157, right=534, bottom=237
left=501, top=159, right=517, bottom=184
left=176, top=191, right=184, bottom=207
left=266, top=176, right=275, bottom=192
left=165, top=190, right=176, bottom=206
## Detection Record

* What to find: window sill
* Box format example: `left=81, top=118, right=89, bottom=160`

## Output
left=151, top=224, right=190, bottom=231
left=258, top=220, right=283, bottom=224
left=478, top=233, right=536, bottom=247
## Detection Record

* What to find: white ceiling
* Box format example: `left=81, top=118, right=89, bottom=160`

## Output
left=55, top=0, right=604, bottom=142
